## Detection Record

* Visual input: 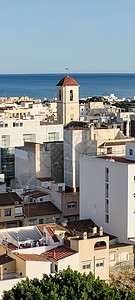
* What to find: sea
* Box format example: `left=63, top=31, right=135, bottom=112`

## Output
left=0, top=73, right=135, bottom=100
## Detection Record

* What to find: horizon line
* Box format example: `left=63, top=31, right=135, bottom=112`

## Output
left=0, top=72, right=135, bottom=75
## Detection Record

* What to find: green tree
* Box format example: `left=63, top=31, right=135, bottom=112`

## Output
left=2, top=267, right=135, bottom=300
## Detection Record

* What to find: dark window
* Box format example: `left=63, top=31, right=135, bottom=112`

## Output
left=70, top=90, right=73, bottom=101
left=129, top=149, right=133, bottom=155
left=59, top=90, right=61, bottom=101
left=55, top=264, right=58, bottom=272
left=5, top=209, right=11, bottom=216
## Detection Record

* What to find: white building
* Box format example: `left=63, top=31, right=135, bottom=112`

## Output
left=64, top=125, right=97, bottom=191
left=0, top=119, right=63, bottom=148
left=80, top=141, right=135, bottom=244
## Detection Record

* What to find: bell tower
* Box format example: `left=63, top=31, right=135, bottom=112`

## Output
left=56, top=76, right=80, bottom=125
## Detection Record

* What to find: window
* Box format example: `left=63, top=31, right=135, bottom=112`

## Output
left=59, top=90, right=61, bottom=101
left=134, top=193, right=135, bottom=198
left=58, top=186, right=62, bottom=192
left=82, top=262, right=91, bottom=270
left=134, top=176, right=135, bottom=181
left=96, top=260, right=104, bottom=267
left=48, top=132, right=59, bottom=142
left=70, top=90, right=73, bottom=101
left=67, top=202, right=77, bottom=210
left=105, top=199, right=109, bottom=213
left=105, top=214, right=109, bottom=223
left=105, top=168, right=109, bottom=182
left=20, top=123, right=23, bottom=127
left=5, top=124, right=8, bottom=127
left=110, top=254, right=115, bottom=261
left=13, top=123, right=15, bottom=127
left=118, top=252, right=129, bottom=262
left=40, top=198, right=43, bottom=202
left=107, top=147, right=112, bottom=154
left=15, top=207, right=23, bottom=217
left=5, top=209, right=11, bottom=216
left=29, top=219, right=36, bottom=225
left=129, top=149, right=133, bottom=155
left=105, top=183, right=109, bottom=198
left=39, top=219, right=43, bottom=224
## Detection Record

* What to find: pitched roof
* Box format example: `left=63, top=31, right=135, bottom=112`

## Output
left=42, top=246, right=77, bottom=261
left=0, top=192, right=23, bottom=206
left=56, top=76, right=79, bottom=87
left=0, top=254, right=14, bottom=265
left=14, top=253, right=49, bottom=262
left=114, top=131, right=126, bottom=139
left=22, top=190, right=48, bottom=198
left=24, top=201, right=61, bottom=217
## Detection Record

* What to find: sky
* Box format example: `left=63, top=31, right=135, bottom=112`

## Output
left=0, top=0, right=135, bottom=73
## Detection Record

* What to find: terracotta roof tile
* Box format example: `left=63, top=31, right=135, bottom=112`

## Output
left=24, top=201, right=61, bottom=218
left=56, top=76, right=79, bottom=87
left=42, top=246, right=77, bottom=261
left=15, top=253, right=49, bottom=262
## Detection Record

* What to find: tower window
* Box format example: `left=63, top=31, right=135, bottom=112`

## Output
left=59, top=90, right=61, bottom=101
left=70, top=90, right=73, bottom=101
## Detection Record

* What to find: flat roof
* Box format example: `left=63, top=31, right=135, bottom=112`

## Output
left=98, top=156, right=135, bottom=164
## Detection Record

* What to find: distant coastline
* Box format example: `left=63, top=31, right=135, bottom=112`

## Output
left=0, top=73, right=135, bottom=100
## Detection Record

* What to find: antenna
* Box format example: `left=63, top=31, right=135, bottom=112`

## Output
left=65, top=65, right=69, bottom=76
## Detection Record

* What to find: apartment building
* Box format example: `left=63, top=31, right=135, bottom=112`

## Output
left=0, top=192, right=23, bottom=229
left=80, top=141, right=135, bottom=244
left=36, top=177, right=79, bottom=221
left=15, top=140, right=63, bottom=189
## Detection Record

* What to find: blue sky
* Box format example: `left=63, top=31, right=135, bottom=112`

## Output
left=0, top=0, right=135, bottom=73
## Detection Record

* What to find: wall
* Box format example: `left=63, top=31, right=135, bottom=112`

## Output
left=0, top=122, right=63, bottom=148
left=26, top=261, right=51, bottom=279
left=64, top=129, right=97, bottom=188
left=109, top=244, right=134, bottom=272
left=70, top=235, right=109, bottom=281
left=58, top=253, right=79, bottom=272
left=23, top=213, right=61, bottom=226
left=61, top=192, right=79, bottom=218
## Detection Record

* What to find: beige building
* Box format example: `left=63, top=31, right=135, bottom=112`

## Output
left=0, top=192, right=23, bottom=228
left=23, top=201, right=61, bottom=226
left=70, top=233, right=109, bottom=281
left=57, top=76, right=79, bottom=125
left=109, top=243, right=134, bottom=272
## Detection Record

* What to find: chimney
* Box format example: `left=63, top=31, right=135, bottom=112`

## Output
left=99, top=226, right=103, bottom=236
left=92, top=226, right=97, bottom=235
left=83, top=232, right=87, bottom=240
left=53, top=249, right=56, bottom=259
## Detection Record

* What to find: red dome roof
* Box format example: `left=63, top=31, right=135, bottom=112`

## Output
left=56, top=76, right=79, bottom=87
